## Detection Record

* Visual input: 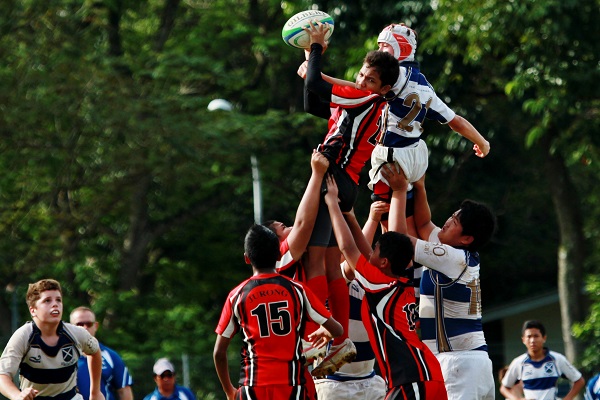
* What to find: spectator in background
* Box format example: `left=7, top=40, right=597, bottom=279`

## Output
left=143, top=358, right=195, bottom=400
left=70, top=307, right=134, bottom=400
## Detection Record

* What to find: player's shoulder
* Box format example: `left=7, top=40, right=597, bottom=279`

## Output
left=63, top=321, right=89, bottom=339
left=510, top=352, right=530, bottom=366
left=227, top=277, right=253, bottom=297
left=4, top=322, right=34, bottom=350
left=547, top=349, right=565, bottom=359
left=13, top=321, right=35, bottom=337
left=547, top=349, right=572, bottom=364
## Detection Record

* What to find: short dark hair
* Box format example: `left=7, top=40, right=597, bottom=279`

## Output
left=261, top=220, right=279, bottom=237
left=244, top=224, right=280, bottom=270
left=522, top=320, right=546, bottom=337
left=364, top=51, right=400, bottom=88
left=458, top=199, right=496, bottom=251
left=27, top=279, right=62, bottom=309
left=377, top=231, right=414, bottom=276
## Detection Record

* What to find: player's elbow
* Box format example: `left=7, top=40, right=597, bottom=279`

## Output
left=213, top=347, right=226, bottom=364
left=448, top=115, right=465, bottom=131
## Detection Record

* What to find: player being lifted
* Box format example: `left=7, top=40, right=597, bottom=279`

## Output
left=368, top=23, right=490, bottom=205
left=297, top=21, right=400, bottom=377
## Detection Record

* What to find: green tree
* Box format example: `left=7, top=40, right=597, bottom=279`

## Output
left=1, top=0, right=598, bottom=396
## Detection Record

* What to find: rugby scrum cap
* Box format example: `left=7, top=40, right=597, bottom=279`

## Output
left=378, top=23, right=418, bottom=62
left=153, top=358, right=175, bottom=375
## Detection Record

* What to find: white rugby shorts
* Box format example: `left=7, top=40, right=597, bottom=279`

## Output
left=314, top=374, right=386, bottom=400
left=368, top=141, right=428, bottom=192
left=437, top=351, right=495, bottom=400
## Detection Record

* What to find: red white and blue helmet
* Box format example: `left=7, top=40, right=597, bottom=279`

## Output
left=377, top=23, right=417, bottom=62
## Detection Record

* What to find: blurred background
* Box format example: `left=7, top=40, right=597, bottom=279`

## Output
left=0, top=0, right=598, bottom=398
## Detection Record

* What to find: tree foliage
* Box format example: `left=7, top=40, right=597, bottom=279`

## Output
left=0, top=0, right=598, bottom=396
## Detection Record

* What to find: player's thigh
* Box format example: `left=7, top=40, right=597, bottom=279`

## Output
left=330, top=166, right=358, bottom=213
left=308, top=201, right=332, bottom=247
left=315, top=379, right=353, bottom=400
left=438, top=352, right=494, bottom=400
left=365, top=375, right=387, bottom=400
left=369, top=145, right=390, bottom=183
left=391, top=142, right=428, bottom=184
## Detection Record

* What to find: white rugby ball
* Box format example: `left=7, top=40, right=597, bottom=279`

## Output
left=281, top=10, right=334, bottom=49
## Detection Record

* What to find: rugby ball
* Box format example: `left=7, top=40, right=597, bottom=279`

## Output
left=281, top=10, right=334, bottom=49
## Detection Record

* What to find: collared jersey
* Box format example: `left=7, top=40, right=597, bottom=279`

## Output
left=0, top=321, right=99, bottom=398
left=215, top=273, right=331, bottom=387
left=76, top=343, right=133, bottom=400
left=501, top=349, right=583, bottom=400
left=352, top=255, right=443, bottom=389
left=377, top=64, right=456, bottom=148
left=319, top=84, right=386, bottom=185
left=415, top=228, right=488, bottom=354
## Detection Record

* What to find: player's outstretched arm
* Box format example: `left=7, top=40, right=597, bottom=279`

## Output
left=286, top=150, right=329, bottom=260
left=381, top=163, right=409, bottom=235
left=321, top=73, right=354, bottom=87
left=363, top=201, right=389, bottom=243
left=411, top=175, right=436, bottom=241
left=343, top=208, right=374, bottom=261
left=0, top=375, right=38, bottom=400
left=323, top=175, right=361, bottom=278
left=297, top=56, right=354, bottom=87
left=448, top=114, right=490, bottom=158
left=213, top=335, right=237, bottom=400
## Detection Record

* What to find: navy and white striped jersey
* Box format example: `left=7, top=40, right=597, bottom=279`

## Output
left=319, top=280, right=376, bottom=381
left=502, top=349, right=583, bottom=400
left=376, top=63, right=456, bottom=148
left=415, top=228, right=488, bottom=354
left=0, top=321, right=99, bottom=398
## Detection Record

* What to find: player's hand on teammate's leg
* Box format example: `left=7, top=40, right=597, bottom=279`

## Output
left=307, top=325, right=334, bottom=349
